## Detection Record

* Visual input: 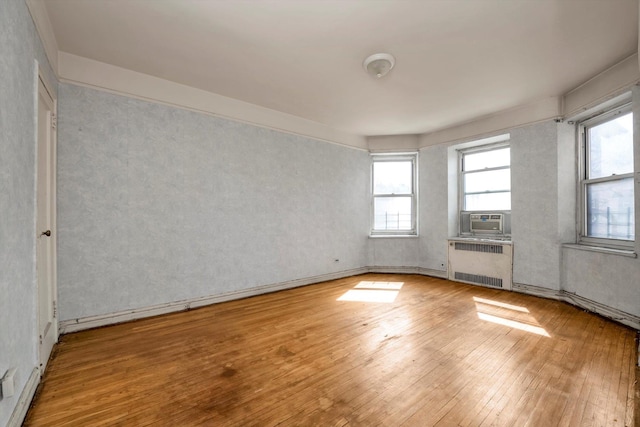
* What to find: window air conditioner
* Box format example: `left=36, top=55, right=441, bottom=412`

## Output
left=470, top=213, right=503, bottom=235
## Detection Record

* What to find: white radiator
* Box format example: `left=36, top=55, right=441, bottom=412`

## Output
left=447, top=240, right=513, bottom=290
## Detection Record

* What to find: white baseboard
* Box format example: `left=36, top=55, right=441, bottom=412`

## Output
left=368, top=265, right=448, bottom=279
left=514, top=282, right=640, bottom=331
left=59, top=268, right=638, bottom=334
left=561, top=292, right=640, bottom=331
left=60, top=267, right=369, bottom=333
left=512, top=282, right=563, bottom=300
left=7, top=367, right=40, bottom=427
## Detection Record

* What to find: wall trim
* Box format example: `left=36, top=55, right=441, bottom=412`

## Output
left=21, top=6, right=639, bottom=154
left=59, top=269, right=637, bottom=334
left=7, top=367, right=40, bottom=427
left=59, top=266, right=449, bottom=333
left=368, top=266, right=448, bottom=279
left=60, top=267, right=368, bottom=333
left=564, top=53, right=639, bottom=119
left=57, top=52, right=367, bottom=151
left=561, top=291, right=640, bottom=331
left=367, top=135, right=419, bottom=152
left=25, top=0, right=59, bottom=76
left=418, top=96, right=562, bottom=148
left=418, top=55, right=640, bottom=149
left=513, top=282, right=640, bottom=331
left=512, top=282, right=563, bottom=300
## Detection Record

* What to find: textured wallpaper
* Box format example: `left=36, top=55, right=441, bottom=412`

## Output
left=510, top=121, right=564, bottom=289
left=57, top=84, right=370, bottom=321
left=0, top=0, right=57, bottom=425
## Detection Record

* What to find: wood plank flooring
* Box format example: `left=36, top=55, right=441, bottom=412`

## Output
left=25, top=274, right=637, bottom=426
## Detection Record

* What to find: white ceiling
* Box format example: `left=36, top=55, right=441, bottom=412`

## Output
left=44, top=0, right=638, bottom=137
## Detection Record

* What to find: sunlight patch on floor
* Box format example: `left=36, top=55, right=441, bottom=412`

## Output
left=355, top=281, right=404, bottom=290
left=474, top=296, right=550, bottom=337
left=338, top=289, right=399, bottom=303
left=337, top=281, right=404, bottom=303
left=473, top=296, right=529, bottom=313
left=477, top=312, right=550, bottom=337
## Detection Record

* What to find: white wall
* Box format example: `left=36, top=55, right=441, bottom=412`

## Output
left=368, top=237, right=421, bottom=268
left=562, top=248, right=639, bottom=317
left=57, top=84, right=370, bottom=321
left=0, top=0, right=57, bottom=425
left=560, top=85, right=640, bottom=318
left=367, top=145, right=449, bottom=272
left=413, top=122, right=574, bottom=288
left=510, top=121, right=567, bottom=290
left=419, top=144, right=450, bottom=272
left=376, top=112, right=639, bottom=322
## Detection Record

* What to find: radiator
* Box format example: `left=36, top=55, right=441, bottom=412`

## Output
left=447, top=240, right=513, bottom=290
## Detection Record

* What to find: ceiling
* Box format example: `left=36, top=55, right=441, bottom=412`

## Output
left=43, top=0, right=638, bottom=137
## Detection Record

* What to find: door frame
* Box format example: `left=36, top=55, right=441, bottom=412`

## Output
left=36, top=68, right=58, bottom=373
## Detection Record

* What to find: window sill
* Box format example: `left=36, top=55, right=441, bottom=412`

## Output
left=450, top=236, right=512, bottom=244
left=369, top=234, right=419, bottom=239
left=562, top=243, right=637, bottom=258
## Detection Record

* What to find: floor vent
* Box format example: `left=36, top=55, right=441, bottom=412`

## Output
left=454, top=242, right=503, bottom=254
left=454, top=272, right=503, bottom=288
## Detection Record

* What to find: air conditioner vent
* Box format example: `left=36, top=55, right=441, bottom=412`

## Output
left=454, top=242, right=503, bottom=254
left=454, top=272, right=503, bottom=288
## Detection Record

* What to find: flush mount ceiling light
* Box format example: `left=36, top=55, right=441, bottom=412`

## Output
left=363, top=53, right=395, bottom=78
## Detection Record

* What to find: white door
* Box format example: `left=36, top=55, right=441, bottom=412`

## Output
left=36, top=76, right=57, bottom=373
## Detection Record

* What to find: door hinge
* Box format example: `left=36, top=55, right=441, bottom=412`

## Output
left=53, top=300, right=57, bottom=318
left=51, top=113, right=57, bottom=130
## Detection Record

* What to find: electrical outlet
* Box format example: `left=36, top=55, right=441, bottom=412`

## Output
left=1, top=368, right=16, bottom=398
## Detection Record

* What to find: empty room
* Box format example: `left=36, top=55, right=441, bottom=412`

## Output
left=2, top=0, right=639, bottom=426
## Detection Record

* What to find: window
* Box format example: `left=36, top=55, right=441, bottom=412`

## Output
left=460, top=144, right=511, bottom=211
left=371, top=153, right=417, bottom=235
left=580, top=105, right=634, bottom=248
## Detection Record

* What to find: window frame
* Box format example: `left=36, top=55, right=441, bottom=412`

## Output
left=370, top=152, right=418, bottom=236
left=458, top=142, right=511, bottom=214
left=578, top=103, right=634, bottom=250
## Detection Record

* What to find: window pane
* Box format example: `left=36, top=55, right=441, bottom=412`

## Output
left=374, top=197, right=412, bottom=230
left=464, top=147, right=510, bottom=171
left=586, top=178, right=634, bottom=240
left=464, top=169, right=511, bottom=193
left=373, top=161, right=412, bottom=194
left=588, top=112, right=633, bottom=179
left=465, top=193, right=511, bottom=211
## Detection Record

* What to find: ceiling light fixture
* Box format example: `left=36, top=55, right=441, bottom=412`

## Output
left=363, top=53, right=395, bottom=78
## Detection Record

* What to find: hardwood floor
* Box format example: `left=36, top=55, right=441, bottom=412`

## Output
left=25, top=274, right=637, bottom=426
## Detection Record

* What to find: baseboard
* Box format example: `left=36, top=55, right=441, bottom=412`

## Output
left=561, top=291, right=640, bottom=331
left=60, top=268, right=638, bottom=334
left=514, top=282, right=640, bottom=331
left=512, top=282, right=563, bottom=301
left=368, top=266, right=448, bottom=279
left=60, top=267, right=369, bottom=333
left=7, top=367, right=40, bottom=427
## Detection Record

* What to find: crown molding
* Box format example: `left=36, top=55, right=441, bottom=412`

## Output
left=25, top=0, right=59, bottom=76
left=367, top=134, right=419, bottom=152
left=57, top=52, right=367, bottom=150
left=23, top=1, right=640, bottom=152
left=418, top=96, right=562, bottom=148
left=418, top=53, right=640, bottom=148
left=564, top=53, right=639, bottom=119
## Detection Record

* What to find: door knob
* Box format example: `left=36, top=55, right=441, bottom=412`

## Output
left=41, top=230, right=51, bottom=237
